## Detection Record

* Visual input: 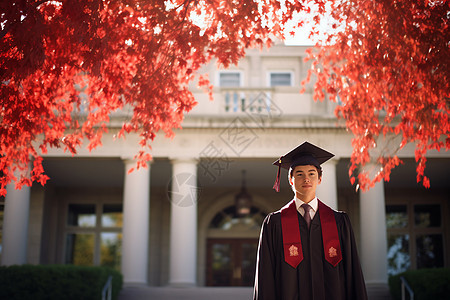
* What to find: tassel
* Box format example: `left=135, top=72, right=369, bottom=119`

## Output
left=272, top=158, right=282, bottom=192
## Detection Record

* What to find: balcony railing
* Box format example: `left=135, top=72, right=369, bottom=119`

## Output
left=188, top=86, right=338, bottom=119
left=221, top=88, right=274, bottom=114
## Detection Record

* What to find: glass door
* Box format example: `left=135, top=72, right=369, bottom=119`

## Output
left=207, top=238, right=258, bottom=286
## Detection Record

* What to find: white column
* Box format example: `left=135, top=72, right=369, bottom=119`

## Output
left=316, top=158, right=338, bottom=210
left=121, top=159, right=150, bottom=284
left=250, top=55, right=262, bottom=86
left=169, top=158, right=198, bottom=287
left=2, top=183, right=31, bottom=265
left=360, top=180, right=388, bottom=284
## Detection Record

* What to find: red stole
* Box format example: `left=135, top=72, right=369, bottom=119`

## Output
left=281, top=199, right=342, bottom=268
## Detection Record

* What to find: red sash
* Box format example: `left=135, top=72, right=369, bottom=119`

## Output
left=281, top=199, right=342, bottom=268
left=281, top=200, right=303, bottom=267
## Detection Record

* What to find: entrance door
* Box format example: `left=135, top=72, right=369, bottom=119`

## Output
left=206, top=238, right=258, bottom=286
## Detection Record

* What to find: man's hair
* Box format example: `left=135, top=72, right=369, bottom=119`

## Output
left=289, top=164, right=323, bottom=179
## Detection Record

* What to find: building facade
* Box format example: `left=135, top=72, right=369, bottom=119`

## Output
left=1, top=43, right=449, bottom=290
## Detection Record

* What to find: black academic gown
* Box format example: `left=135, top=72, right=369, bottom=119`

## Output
left=253, top=207, right=368, bottom=300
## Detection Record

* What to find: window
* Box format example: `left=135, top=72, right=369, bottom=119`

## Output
left=219, top=72, right=241, bottom=87
left=414, top=204, right=444, bottom=269
left=209, top=206, right=266, bottom=231
left=219, top=72, right=244, bottom=112
left=416, top=234, right=444, bottom=269
left=386, top=205, right=410, bottom=275
left=414, top=204, right=441, bottom=228
left=65, top=203, right=123, bottom=270
left=68, top=204, right=96, bottom=227
left=387, top=234, right=410, bottom=276
left=386, top=203, right=444, bottom=276
left=386, top=205, right=408, bottom=229
left=65, top=233, right=95, bottom=266
left=102, top=204, right=123, bottom=227
left=269, top=72, right=293, bottom=86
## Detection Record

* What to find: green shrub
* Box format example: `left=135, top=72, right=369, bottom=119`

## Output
left=388, top=268, right=450, bottom=300
left=0, top=264, right=123, bottom=300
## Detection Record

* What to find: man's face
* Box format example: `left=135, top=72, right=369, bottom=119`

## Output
left=289, top=164, right=322, bottom=201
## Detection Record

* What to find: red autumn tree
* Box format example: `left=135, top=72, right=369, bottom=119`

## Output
left=302, top=0, right=449, bottom=190
left=1, top=0, right=314, bottom=196
left=1, top=0, right=448, bottom=196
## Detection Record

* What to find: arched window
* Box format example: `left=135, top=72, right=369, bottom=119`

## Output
left=209, top=205, right=266, bottom=231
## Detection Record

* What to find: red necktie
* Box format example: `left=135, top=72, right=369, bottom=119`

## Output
left=301, top=204, right=311, bottom=228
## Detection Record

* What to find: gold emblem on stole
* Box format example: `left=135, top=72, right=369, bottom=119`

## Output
left=289, top=245, right=299, bottom=257
left=329, top=246, right=337, bottom=258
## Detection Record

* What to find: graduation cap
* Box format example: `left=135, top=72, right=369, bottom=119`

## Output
left=272, top=141, right=334, bottom=192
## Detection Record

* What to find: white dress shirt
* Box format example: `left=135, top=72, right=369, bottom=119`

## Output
left=295, top=196, right=318, bottom=220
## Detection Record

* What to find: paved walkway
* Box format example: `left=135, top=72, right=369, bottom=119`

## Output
left=118, top=286, right=252, bottom=300
left=118, top=284, right=392, bottom=300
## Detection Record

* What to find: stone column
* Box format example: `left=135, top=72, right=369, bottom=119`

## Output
left=316, top=158, right=338, bottom=210
left=249, top=55, right=262, bottom=86
left=2, top=182, right=31, bottom=266
left=121, top=159, right=150, bottom=284
left=360, top=180, right=388, bottom=284
left=169, top=158, right=198, bottom=287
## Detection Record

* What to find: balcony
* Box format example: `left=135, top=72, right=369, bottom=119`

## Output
left=185, top=87, right=338, bottom=128
left=72, top=86, right=339, bottom=130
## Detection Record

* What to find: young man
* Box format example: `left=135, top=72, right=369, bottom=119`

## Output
left=253, top=141, right=368, bottom=300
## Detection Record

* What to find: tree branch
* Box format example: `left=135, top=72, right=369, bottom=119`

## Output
left=0, top=0, right=60, bottom=40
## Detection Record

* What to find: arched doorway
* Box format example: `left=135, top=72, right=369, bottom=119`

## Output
left=206, top=205, right=266, bottom=286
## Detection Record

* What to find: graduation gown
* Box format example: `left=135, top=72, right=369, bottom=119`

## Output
left=253, top=203, right=368, bottom=300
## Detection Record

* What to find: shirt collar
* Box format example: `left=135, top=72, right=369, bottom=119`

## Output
left=294, top=196, right=318, bottom=212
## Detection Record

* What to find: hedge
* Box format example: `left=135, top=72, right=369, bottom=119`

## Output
left=0, top=264, right=123, bottom=300
left=388, top=268, right=450, bottom=300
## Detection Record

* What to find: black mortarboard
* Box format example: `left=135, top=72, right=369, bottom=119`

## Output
left=272, top=141, right=334, bottom=192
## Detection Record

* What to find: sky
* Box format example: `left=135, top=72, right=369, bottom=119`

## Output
left=284, top=25, right=316, bottom=46
left=282, top=2, right=340, bottom=46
